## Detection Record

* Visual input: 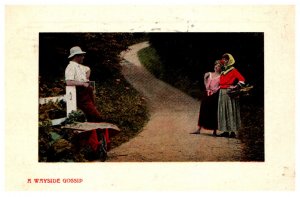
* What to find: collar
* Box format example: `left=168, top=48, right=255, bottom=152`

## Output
left=69, top=61, right=82, bottom=67
left=221, top=66, right=235, bottom=75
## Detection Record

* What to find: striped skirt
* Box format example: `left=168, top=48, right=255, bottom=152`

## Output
left=218, top=89, right=241, bottom=133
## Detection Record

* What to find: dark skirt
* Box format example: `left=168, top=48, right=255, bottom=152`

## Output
left=198, top=90, right=219, bottom=130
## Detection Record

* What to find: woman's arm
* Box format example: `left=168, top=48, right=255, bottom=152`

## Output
left=234, top=69, right=245, bottom=87
left=86, top=67, right=91, bottom=80
left=203, top=72, right=210, bottom=88
left=229, top=69, right=245, bottom=89
left=66, top=80, right=89, bottom=87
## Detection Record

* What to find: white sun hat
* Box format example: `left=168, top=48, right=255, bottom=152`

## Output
left=68, top=46, right=86, bottom=58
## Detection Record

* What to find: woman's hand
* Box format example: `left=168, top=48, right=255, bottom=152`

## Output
left=82, top=82, right=89, bottom=87
left=207, top=90, right=213, bottom=96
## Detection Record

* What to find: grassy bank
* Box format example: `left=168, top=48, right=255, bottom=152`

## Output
left=94, top=74, right=150, bottom=149
left=137, top=46, right=165, bottom=79
left=138, top=45, right=264, bottom=161
left=138, top=47, right=203, bottom=99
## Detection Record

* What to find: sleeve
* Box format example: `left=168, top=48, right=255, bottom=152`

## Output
left=65, top=64, right=75, bottom=81
left=234, top=69, right=245, bottom=86
left=203, top=72, right=210, bottom=89
left=85, top=66, right=91, bottom=80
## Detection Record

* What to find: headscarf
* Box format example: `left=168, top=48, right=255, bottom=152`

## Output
left=221, top=53, right=235, bottom=75
left=223, top=53, right=235, bottom=66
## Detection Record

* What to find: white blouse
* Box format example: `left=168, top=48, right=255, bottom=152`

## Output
left=65, top=61, right=90, bottom=82
left=204, top=72, right=220, bottom=96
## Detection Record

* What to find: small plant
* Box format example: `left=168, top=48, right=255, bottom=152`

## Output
left=64, top=110, right=86, bottom=124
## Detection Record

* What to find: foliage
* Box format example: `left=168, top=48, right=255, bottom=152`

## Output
left=39, top=114, right=94, bottom=162
left=95, top=74, right=149, bottom=149
left=39, top=77, right=65, bottom=98
left=38, top=98, right=71, bottom=161
left=39, top=83, right=90, bottom=162
left=38, top=124, right=53, bottom=162
left=64, top=110, right=86, bottom=124
left=39, top=100, right=66, bottom=121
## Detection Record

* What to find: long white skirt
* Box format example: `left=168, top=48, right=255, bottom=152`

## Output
left=218, top=89, right=241, bottom=133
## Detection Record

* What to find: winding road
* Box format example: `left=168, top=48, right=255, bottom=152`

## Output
left=107, top=42, right=244, bottom=162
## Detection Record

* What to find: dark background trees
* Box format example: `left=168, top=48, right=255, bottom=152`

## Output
left=148, top=32, right=264, bottom=106
left=39, top=32, right=264, bottom=106
left=39, top=33, right=144, bottom=82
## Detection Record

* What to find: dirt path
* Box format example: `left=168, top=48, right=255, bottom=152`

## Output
left=107, top=42, right=244, bottom=162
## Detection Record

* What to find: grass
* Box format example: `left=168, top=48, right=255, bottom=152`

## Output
left=137, top=47, right=165, bottom=79
left=94, top=74, right=150, bottom=149
left=138, top=46, right=203, bottom=99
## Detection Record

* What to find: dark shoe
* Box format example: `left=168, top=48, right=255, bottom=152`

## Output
left=213, top=130, right=217, bottom=136
left=229, top=132, right=236, bottom=138
left=190, top=129, right=200, bottom=134
left=218, top=132, right=229, bottom=137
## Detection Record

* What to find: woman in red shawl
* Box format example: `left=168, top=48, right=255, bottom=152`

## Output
left=218, top=53, right=245, bottom=138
